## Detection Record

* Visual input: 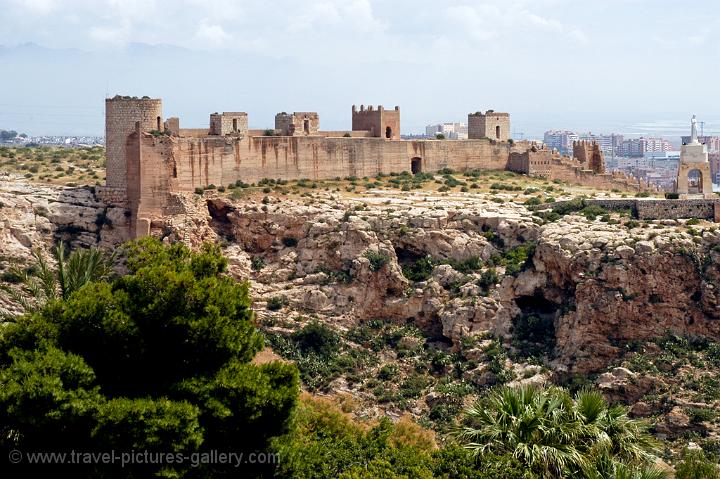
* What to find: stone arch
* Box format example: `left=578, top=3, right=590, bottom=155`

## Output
left=386, top=126, right=392, bottom=139
left=304, top=119, right=310, bottom=135
left=411, top=157, right=422, bottom=174
left=157, top=116, right=161, bottom=131
left=495, top=125, right=501, bottom=139
left=688, top=169, right=703, bottom=194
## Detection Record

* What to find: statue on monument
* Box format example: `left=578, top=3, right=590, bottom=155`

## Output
left=691, top=114, right=698, bottom=143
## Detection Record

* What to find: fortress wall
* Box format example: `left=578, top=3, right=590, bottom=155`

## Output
left=128, top=132, right=650, bottom=228
left=132, top=135, right=178, bottom=222
left=134, top=136, right=514, bottom=194
left=409, top=140, right=512, bottom=173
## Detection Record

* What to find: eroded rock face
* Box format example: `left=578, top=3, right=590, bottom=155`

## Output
left=536, top=221, right=720, bottom=373
left=198, top=195, right=539, bottom=332
left=3, top=179, right=720, bottom=376
left=0, top=180, right=130, bottom=258
left=0, top=179, right=131, bottom=315
left=147, top=193, right=720, bottom=374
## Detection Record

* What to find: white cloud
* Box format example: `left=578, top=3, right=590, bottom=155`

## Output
left=344, top=0, right=385, bottom=33
left=444, top=2, right=589, bottom=45
left=12, top=0, right=59, bottom=14
left=194, top=20, right=232, bottom=47
left=288, top=2, right=342, bottom=33
left=287, top=0, right=384, bottom=34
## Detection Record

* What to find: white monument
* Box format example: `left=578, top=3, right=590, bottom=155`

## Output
left=675, top=115, right=712, bottom=198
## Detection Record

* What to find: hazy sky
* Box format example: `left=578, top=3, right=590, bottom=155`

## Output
left=0, top=0, right=718, bottom=138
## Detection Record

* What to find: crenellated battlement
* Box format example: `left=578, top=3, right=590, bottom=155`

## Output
left=351, top=105, right=400, bottom=114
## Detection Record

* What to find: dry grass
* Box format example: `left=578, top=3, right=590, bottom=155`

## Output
left=0, top=145, right=106, bottom=186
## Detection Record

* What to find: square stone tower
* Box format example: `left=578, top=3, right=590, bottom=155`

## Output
left=351, top=105, right=400, bottom=139
left=676, top=115, right=713, bottom=198
left=468, top=110, right=510, bottom=141
left=209, top=112, right=248, bottom=136
left=274, top=112, right=319, bottom=136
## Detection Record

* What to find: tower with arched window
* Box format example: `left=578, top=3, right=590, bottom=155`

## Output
left=676, top=115, right=712, bottom=198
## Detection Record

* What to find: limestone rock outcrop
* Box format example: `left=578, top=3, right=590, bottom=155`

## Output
left=3, top=179, right=720, bottom=377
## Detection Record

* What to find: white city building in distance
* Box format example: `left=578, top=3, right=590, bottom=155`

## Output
left=425, top=122, right=468, bottom=140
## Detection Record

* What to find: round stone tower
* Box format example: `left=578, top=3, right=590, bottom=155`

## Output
left=105, top=96, right=163, bottom=190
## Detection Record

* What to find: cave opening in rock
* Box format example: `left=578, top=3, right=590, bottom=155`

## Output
left=512, top=292, right=560, bottom=359
left=394, top=246, right=425, bottom=265
left=206, top=199, right=235, bottom=240
left=515, top=293, right=559, bottom=316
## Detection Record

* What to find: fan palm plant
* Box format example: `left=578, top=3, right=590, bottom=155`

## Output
left=457, top=385, right=662, bottom=478
left=576, top=388, right=658, bottom=475
left=0, top=242, right=114, bottom=319
left=458, top=385, right=589, bottom=477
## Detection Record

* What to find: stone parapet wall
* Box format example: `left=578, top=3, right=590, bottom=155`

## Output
left=317, top=130, right=372, bottom=138
left=635, top=199, right=719, bottom=220
left=539, top=198, right=720, bottom=221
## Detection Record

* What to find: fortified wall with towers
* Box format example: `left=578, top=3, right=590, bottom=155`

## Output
left=98, top=96, right=653, bottom=237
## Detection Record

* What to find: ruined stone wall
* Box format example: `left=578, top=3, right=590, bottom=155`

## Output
left=508, top=152, right=530, bottom=173
left=105, top=97, right=162, bottom=191
left=127, top=133, right=183, bottom=236
left=513, top=151, right=650, bottom=193
left=545, top=157, right=648, bottom=192
left=165, top=117, right=180, bottom=136
left=573, top=141, right=605, bottom=174
left=95, top=186, right=129, bottom=206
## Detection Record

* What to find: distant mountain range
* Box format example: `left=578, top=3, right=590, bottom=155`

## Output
left=1, top=43, right=715, bottom=140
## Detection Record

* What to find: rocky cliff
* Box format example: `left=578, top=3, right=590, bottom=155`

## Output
left=2, top=179, right=720, bottom=376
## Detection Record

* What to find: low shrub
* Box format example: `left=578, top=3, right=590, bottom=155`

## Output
left=292, top=321, right=341, bottom=357
left=267, top=295, right=288, bottom=311
left=364, top=250, right=390, bottom=272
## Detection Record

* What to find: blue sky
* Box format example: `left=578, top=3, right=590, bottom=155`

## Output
left=0, top=0, right=718, bottom=138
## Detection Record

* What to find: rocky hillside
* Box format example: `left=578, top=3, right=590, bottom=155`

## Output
left=2, top=175, right=720, bottom=461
